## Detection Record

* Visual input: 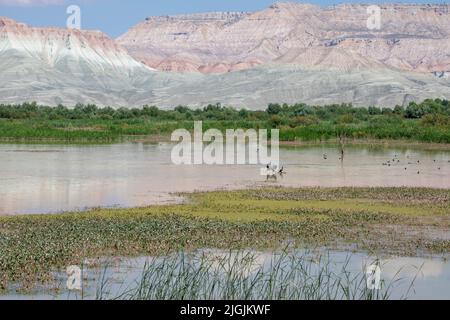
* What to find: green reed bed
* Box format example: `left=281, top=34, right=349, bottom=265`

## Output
left=1, top=100, right=450, bottom=144
left=2, top=118, right=449, bottom=144
left=100, top=250, right=410, bottom=300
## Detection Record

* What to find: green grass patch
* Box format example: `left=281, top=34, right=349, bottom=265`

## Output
left=1, top=116, right=450, bottom=144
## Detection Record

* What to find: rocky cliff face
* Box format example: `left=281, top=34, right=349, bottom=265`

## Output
left=117, top=2, right=450, bottom=74
left=1, top=4, right=450, bottom=109
left=0, top=17, right=154, bottom=106
left=0, top=17, right=146, bottom=70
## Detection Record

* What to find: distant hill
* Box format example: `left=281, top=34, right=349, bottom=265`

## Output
left=1, top=3, right=450, bottom=109
left=118, top=3, right=450, bottom=74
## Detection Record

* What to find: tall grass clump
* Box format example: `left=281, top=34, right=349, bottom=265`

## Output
left=100, top=250, right=413, bottom=301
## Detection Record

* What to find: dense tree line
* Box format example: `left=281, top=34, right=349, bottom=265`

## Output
left=0, top=99, right=449, bottom=124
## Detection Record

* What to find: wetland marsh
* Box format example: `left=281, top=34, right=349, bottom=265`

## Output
left=0, top=111, right=449, bottom=299
left=0, top=187, right=449, bottom=299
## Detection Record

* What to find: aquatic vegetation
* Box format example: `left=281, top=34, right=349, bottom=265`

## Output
left=0, top=187, right=448, bottom=291
left=100, top=250, right=412, bottom=300
left=1, top=101, right=450, bottom=143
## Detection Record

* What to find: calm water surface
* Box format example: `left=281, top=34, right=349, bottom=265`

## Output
left=1, top=143, right=449, bottom=300
left=1, top=142, right=450, bottom=215
left=3, top=248, right=450, bottom=300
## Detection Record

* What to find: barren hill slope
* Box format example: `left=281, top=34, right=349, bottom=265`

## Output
left=118, top=3, right=450, bottom=74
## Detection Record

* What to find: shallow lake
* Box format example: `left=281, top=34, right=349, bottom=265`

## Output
left=1, top=142, right=450, bottom=215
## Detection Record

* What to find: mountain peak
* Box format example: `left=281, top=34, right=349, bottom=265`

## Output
left=0, top=16, right=23, bottom=28
left=269, top=1, right=317, bottom=10
left=145, top=11, right=249, bottom=21
left=118, top=2, right=450, bottom=74
left=0, top=17, right=147, bottom=72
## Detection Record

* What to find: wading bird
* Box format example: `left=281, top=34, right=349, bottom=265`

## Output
left=264, top=164, right=286, bottom=181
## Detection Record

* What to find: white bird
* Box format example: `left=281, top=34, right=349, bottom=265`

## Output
left=263, top=163, right=286, bottom=180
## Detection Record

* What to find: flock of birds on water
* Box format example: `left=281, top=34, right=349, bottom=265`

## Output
left=326, top=152, right=449, bottom=175
left=379, top=154, right=449, bottom=175
left=264, top=152, right=449, bottom=181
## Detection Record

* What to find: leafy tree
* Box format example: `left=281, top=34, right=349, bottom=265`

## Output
left=405, top=102, right=424, bottom=119
left=267, top=103, right=282, bottom=115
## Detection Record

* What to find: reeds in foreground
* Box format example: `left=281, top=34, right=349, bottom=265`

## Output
left=94, top=249, right=415, bottom=300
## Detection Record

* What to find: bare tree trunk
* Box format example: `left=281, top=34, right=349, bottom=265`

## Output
left=339, top=134, right=346, bottom=162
